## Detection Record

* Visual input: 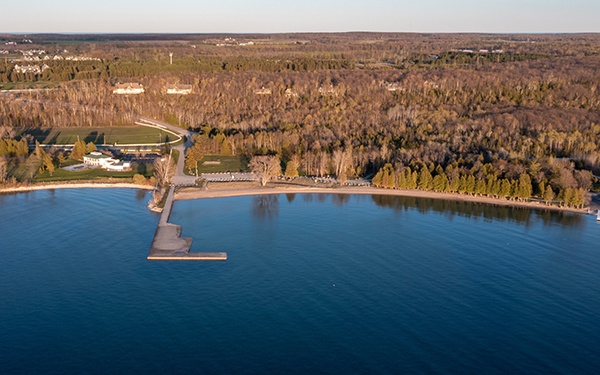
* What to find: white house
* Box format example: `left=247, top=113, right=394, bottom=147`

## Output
left=13, top=64, right=49, bottom=74
left=318, top=84, right=337, bottom=96
left=254, top=87, right=271, bottom=95
left=113, top=83, right=145, bottom=95
left=166, top=84, right=193, bottom=95
left=83, top=151, right=131, bottom=171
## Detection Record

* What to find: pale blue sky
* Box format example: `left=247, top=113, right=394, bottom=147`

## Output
left=3, top=0, right=599, bottom=33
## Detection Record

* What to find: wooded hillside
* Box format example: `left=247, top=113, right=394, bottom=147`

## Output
left=1, top=33, right=598, bottom=206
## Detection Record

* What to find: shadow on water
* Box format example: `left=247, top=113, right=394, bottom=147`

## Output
left=332, top=193, right=350, bottom=207
left=135, top=189, right=148, bottom=201
left=370, top=194, right=584, bottom=228
left=252, top=195, right=279, bottom=220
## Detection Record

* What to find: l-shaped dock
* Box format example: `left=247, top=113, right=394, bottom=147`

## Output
left=143, top=118, right=227, bottom=261
left=147, top=186, right=227, bottom=261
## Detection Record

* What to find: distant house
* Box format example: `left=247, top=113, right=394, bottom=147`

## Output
left=318, top=84, right=337, bottom=96
left=166, top=84, right=193, bottom=95
left=254, top=87, right=271, bottom=95
left=380, top=81, right=401, bottom=92
left=13, top=64, right=49, bottom=74
left=113, top=83, right=145, bottom=95
left=83, top=151, right=131, bottom=171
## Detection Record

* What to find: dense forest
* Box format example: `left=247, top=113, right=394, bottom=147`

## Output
left=0, top=33, right=599, bottom=207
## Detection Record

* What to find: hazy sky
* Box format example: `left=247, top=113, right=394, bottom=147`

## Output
left=3, top=0, right=599, bottom=33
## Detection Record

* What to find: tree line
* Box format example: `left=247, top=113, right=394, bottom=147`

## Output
left=1, top=34, right=598, bottom=208
left=371, top=162, right=586, bottom=208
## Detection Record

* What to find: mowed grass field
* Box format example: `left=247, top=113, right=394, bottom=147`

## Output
left=194, top=155, right=248, bottom=174
left=18, top=126, right=178, bottom=145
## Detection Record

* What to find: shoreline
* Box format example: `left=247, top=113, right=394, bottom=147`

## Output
left=176, top=184, right=596, bottom=216
left=0, top=182, right=154, bottom=194
left=0, top=181, right=596, bottom=216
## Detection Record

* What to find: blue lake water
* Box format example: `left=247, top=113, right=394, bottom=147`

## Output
left=1, top=189, right=599, bottom=374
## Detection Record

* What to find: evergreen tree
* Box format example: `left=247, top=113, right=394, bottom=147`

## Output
left=432, top=174, right=448, bottom=192
left=70, top=140, right=87, bottom=161
left=538, top=181, right=546, bottom=199
left=385, top=167, right=395, bottom=189
left=86, top=142, right=97, bottom=153
left=500, top=179, right=512, bottom=198
left=57, top=152, right=66, bottom=167
left=396, top=169, right=407, bottom=189
left=284, top=160, right=299, bottom=179
left=458, top=175, right=468, bottom=194
left=572, top=188, right=585, bottom=209
left=405, top=167, right=417, bottom=189
left=448, top=175, right=460, bottom=193
left=372, top=169, right=383, bottom=187
left=475, top=178, right=487, bottom=196
left=43, top=154, right=55, bottom=176
left=543, top=185, right=555, bottom=205
left=18, top=139, right=29, bottom=158
left=517, top=173, right=532, bottom=201
left=417, top=166, right=432, bottom=190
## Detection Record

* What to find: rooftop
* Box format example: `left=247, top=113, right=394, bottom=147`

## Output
left=85, top=151, right=112, bottom=159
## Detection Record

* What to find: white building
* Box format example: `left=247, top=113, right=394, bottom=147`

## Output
left=13, top=64, right=49, bottom=74
left=254, top=87, right=271, bottom=95
left=113, top=83, right=145, bottom=95
left=83, top=152, right=131, bottom=171
left=166, top=84, right=193, bottom=95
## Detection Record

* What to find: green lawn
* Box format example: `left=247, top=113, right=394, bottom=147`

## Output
left=193, top=155, right=248, bottom=174
left=34, top=163, right=154, bottom=183
left=18, top=126, right=179, bottom=145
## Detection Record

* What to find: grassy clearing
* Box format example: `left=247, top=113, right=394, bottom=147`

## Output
left=171, top=149, right=180, bottom=164
left=18, top=126, right=178, bottom=145
left=34, top=163, right=154, bottom=183
left=195, top=155, right=248, bottom=173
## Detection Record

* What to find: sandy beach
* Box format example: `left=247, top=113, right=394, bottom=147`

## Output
left=1, top=180, right=596, bottom=215
left=176, top=182, right=596, bottom=215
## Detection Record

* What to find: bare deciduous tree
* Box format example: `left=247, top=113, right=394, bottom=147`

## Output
left=249, top=155, right=281, bottom=186
left=153, top=154, right=175, bottom=189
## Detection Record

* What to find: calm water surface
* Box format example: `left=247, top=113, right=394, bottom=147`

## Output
left=1, top=189, right=599, bottom=374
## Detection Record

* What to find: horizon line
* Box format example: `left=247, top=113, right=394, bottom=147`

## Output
left=2, top=31, right=600, bottom=36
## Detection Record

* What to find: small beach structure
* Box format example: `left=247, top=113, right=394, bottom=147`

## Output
left=83, top=151, right=132, bottom=171
left=113, top=82, right=145, bottom=95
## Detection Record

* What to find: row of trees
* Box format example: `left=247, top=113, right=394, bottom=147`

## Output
left=371, top=162, right=586, bottom=208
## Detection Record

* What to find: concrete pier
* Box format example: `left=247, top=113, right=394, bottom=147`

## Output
left=148, top=186, right=227, bottom=261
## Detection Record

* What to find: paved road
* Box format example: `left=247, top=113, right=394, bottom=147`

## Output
left=137, top=117, right=198, bottom=186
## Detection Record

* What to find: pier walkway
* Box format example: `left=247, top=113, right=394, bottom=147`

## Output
left=147, top=186, right=227, bottom=261
left=146, top=118, right=227, bottom=261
